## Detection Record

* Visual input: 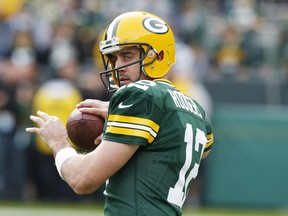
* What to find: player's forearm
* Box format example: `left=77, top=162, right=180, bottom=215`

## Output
left=60, top=153, right=104, bottom=195
left=57, top=140, right=139, bottom=195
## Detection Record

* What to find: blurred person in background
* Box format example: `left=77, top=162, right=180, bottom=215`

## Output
left=48, top=19, right=80, bottom=80
left=227, top=0, right=264, bottom=80
left=175, top=1, right=207, bottom=47
left=9, top=81, right=35, bottom=199
left=276, top=27, right=288, bottom=81
left=211, top=24, right=245, bottom=79
left=0, top=27, right=39, bottom=199
left=0, top=0, right=27, bottom=200
left=0, top=85, right=16, bottom=199
left=29, top=79, right=85, bottom=201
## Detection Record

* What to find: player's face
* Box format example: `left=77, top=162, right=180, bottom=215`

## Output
left=110, top=46, right=148, bottom=86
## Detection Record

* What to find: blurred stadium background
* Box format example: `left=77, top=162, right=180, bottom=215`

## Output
left=0, top=0, right=288, bottom=215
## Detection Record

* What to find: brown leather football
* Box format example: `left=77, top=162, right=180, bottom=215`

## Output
left=66, top=108, right=104, bottom=152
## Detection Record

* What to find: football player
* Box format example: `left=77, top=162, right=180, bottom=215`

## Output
left=26, top=11, right=214, bottom=215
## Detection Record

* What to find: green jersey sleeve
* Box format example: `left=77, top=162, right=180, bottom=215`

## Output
left=102, top=81, right=161, bottom=146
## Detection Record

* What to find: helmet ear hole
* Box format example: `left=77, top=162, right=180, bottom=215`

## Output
left=158, top=51, right=164, bottom=61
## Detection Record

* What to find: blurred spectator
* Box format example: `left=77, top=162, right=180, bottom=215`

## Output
left=75, top=0, right=106, bottom=63
left=226, top=0, right=260, bottom=33
left=190, top=43, right=211, bottom=81
left=49, top=20, right=78, bottom=73
left=7, top=81, right=35, bottom=199
left=176, top=1, right=207, bottom=46
left=241, top=24, right=264, bottom=78
left=0, top=28, right=39, bottom=199
left=211, top=25, right=245, bottom=78
left=276, top=27, right=288, bottom=80
left=2, top=30, right=38, bottom=85
left=0, top=85, right=16, bottom=199
left=29, top=79, right=83, bottom=200
left=0, top=19, right=13, bottom=60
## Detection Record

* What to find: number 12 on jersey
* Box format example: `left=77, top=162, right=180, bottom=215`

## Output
left=167, top=123, right=207, bottom=208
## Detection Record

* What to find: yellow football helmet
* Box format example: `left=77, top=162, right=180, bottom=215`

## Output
left=99, top=11, right=176, bottom=92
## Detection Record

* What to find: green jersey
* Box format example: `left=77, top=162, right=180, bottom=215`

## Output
left=102, top=79, right=214, bottom=216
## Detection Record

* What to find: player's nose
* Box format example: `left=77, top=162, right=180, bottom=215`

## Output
left=115, top=58, right=127, bottom=71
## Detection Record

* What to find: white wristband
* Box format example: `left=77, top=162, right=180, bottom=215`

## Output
left=55, top=147, right=77, bottom=180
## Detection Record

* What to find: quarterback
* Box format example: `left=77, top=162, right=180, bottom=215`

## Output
left=26, top=11, right=214, bottom=215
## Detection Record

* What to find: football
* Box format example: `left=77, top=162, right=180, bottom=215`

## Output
left=66, top=108, right=105, bottom=152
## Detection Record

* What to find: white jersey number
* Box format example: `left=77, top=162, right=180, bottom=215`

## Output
left=127, top=80, right=156, bottom=91
left=167, top=123, right=206, bottom=208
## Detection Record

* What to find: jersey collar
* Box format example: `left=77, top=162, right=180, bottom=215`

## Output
left=154, top=79, right=171, bottom=85
left=153, top=79, right=175, bottom=88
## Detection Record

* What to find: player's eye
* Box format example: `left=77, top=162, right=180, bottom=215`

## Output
left=124, top=55, right=132, bottom=60
left=107, top=54, right=117, bottom=64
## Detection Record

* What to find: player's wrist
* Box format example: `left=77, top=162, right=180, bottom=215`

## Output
left=49, top=140, right=71, bottom=156
left=55, top=147, right=77, bottom=180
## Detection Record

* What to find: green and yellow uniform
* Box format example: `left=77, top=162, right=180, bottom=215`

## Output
left=103, top=79, right=213, bottom=216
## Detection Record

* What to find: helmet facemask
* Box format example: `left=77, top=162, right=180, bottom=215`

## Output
left=99, top=41, right=159, bottom=92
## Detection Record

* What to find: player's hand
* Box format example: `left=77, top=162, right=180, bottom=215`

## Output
left=26, top=110, right=70, bottom=154
left=76, top=99, right=109, bottom=119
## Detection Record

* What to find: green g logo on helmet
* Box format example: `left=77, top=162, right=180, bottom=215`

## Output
left=143, top=17, right=169, bottom=34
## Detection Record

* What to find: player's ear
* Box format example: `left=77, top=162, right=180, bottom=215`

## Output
left=157, top=51, right=164, bottom=61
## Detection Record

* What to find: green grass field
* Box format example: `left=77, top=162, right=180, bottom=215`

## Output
left=0, top=202, right=287, bottom=216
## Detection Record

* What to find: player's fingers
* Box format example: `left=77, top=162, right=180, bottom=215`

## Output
left=76, top=99, right=97, bottom=108
left=77, top=100, right=109, bottom=119
left=78, top=106, right=97, bottom=114
left=79, top=107, right=108, bottom=119
left=36, top=110, right=50, bottom=121
left=26, top=127, right=40, bottom=133
left=29, top=114, right=45, bottom=126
